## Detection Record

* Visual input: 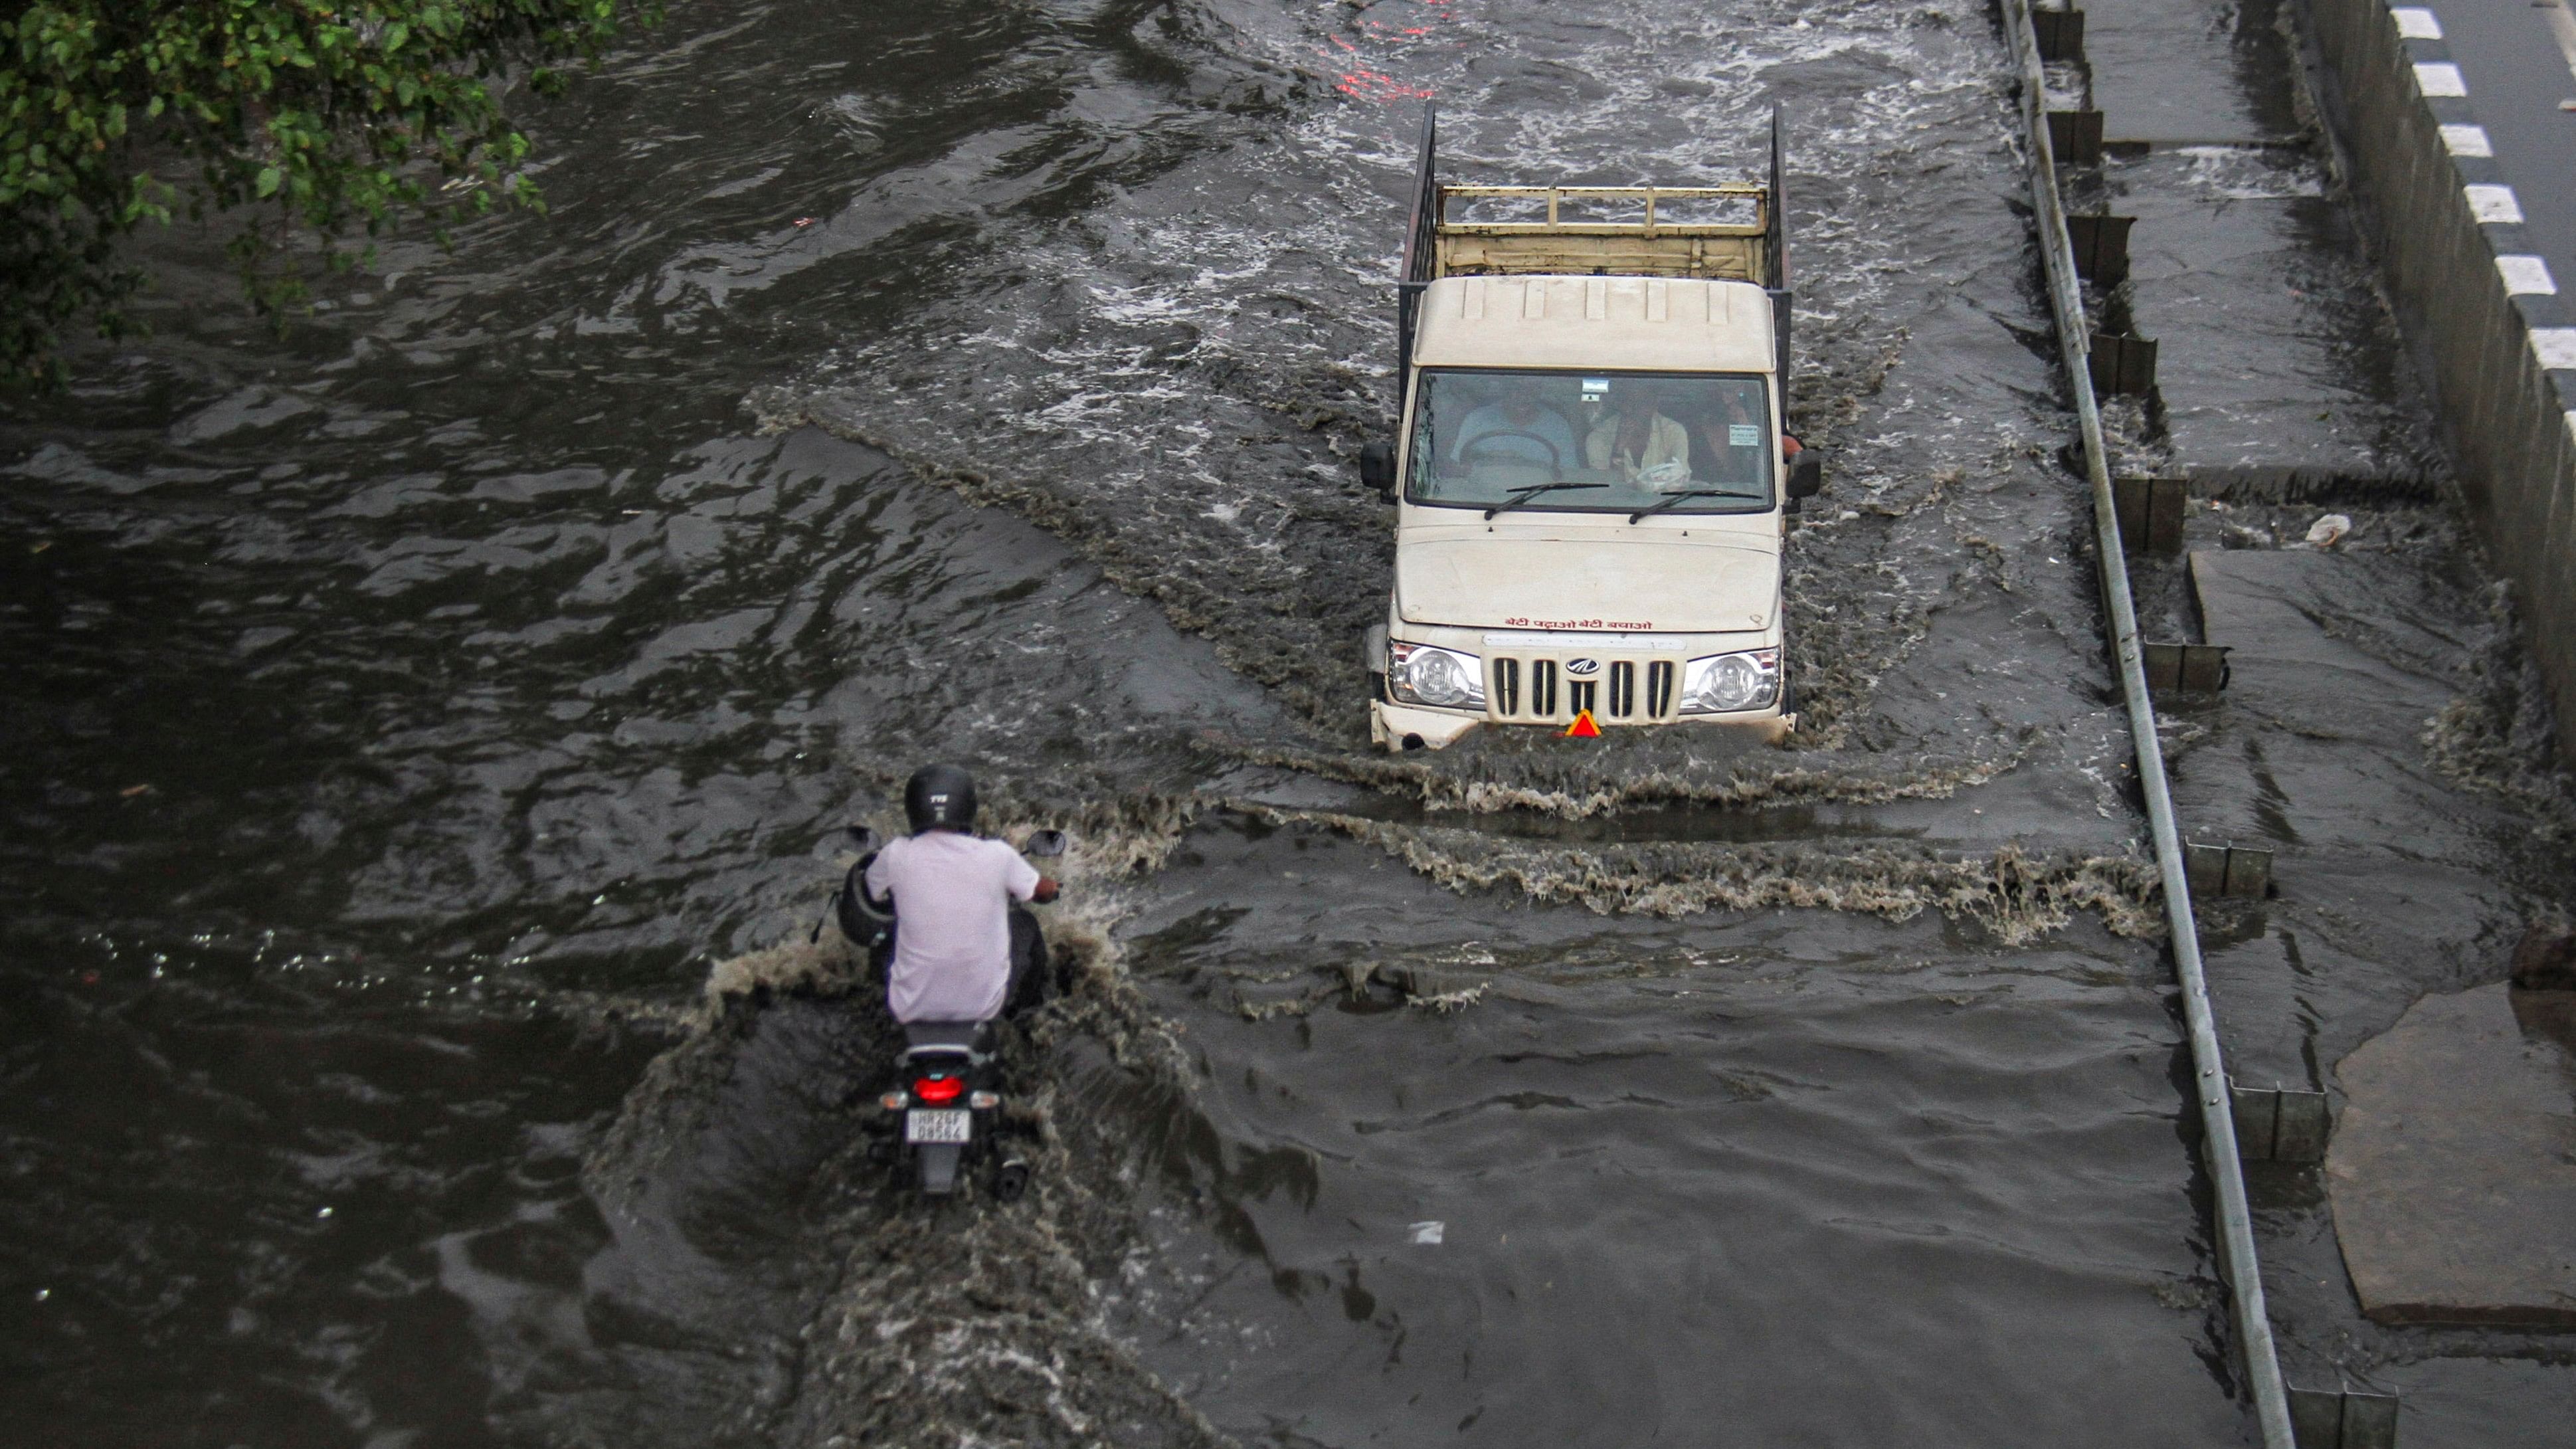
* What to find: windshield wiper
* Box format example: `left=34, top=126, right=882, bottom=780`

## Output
left=1627, top=488, right=1756, bottom=524
left=1483, top=482, right=1609, bottom=520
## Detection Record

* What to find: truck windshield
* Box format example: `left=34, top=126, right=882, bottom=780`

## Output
left=1404, top=369, right=1778, bottom=515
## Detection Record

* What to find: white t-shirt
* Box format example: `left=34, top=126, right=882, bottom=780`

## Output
left=864, top=830, right=1042, bottom=1023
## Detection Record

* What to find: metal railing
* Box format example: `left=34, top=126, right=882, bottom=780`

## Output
left=1999, top=1, right=2296, bottom=1444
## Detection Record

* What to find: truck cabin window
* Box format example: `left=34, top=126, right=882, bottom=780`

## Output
left=1406, top=369, right=1778, bottom=513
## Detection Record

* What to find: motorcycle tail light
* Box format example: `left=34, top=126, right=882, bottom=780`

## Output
left=968, top=1091, right=1000, bottom=1110
left=913, top=1076, right=964, bottom=1105
left=877, top=1092, right=907, bottom=1111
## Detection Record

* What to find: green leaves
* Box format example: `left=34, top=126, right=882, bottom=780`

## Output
left=1, top=0, right=662, bottom=385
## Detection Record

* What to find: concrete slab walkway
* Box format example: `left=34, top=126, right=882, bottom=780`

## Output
left=2328, top=982, right=2576, bottom=1325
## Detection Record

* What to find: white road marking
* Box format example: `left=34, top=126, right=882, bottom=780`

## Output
left=2540, top=0, right=2576, bottom=86
left=2466, top=183, right=2525, bottom=223
left=2532, top=328, right=2576, bottom=369
left=2439, top=123, right=2493, bottom=156
left=2393, top=7, right=2444, bottom=41
left=2414, top=61, right=2468, bottom=96
left=2498, top=254, right=2559, bottom=294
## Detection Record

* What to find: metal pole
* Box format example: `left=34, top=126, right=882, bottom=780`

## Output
left=1396, top=104, right=1438, bottom=389
left=1996, top=2, right=2296, bottom=1444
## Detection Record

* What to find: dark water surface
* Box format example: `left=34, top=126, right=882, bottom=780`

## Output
left=5, top=0, right=2565, bottom=1444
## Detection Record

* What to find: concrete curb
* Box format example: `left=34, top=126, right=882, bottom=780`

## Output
left=2302, top=0, right=2576, bottom=758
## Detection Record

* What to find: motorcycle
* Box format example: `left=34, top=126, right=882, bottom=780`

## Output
left=826, top=825, right=1067, bottom=1199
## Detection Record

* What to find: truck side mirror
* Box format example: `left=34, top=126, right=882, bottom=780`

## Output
left=1787, top=451, right=1822, bottom=501
left=1360, top=442, right=1397, bottom=502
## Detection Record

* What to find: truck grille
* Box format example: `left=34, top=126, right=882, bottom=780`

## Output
left=1485, top=654, right=1680, bottom=724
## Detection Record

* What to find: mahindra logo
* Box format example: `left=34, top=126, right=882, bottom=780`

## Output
left=1564, top=658, right=1602, bottom=676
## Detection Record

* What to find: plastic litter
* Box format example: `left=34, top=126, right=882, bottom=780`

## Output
left=2304, top=514, right=2351, bottom=548
left=1408, top=1220, right=1445, bottom=1245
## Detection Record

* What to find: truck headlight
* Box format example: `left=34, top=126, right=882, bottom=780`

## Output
left=1681, top=648, right=1779, bottom=714
left=1388, top=642, right=1485, bottom=710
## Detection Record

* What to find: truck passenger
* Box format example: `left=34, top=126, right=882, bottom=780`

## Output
left=1695, top=384, right=1778, bottom=492
left=1586, top=382, right=1690, bottom=485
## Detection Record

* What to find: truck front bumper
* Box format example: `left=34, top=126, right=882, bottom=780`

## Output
left=1369, top=700, right=1794, bottom=751
left=1370, top=700, right=1488, bottom=751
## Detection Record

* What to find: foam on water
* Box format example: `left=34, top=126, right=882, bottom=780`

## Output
left=1230, top=801, right=2163, bottom=938
left=2423, top=582, right=2576, bottom=840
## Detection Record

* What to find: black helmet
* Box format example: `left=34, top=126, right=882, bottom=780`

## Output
left=904, top=764, right=978, bottom=834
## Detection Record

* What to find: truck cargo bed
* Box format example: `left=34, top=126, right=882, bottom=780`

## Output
left=1432, top=185, right=1771, bottom=281
left=1394, top=106, right=1792, bottom=383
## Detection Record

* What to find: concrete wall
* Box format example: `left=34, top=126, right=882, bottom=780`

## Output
left=2300, top=0, right=2576, bottom=761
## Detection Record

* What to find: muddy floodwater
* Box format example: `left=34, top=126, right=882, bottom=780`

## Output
left=5, top=0, right=2573, bottom=1444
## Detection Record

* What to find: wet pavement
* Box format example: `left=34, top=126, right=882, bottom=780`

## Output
left=2, top=0, right=2574, bottom=1444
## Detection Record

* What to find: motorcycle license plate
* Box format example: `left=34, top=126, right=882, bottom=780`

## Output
left=905, top=1109, right=972, bottom=1145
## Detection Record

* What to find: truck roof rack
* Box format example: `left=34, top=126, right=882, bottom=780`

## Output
left=1393, top=104, right=1792, bottom=385
left=1433, top=183, right=1768, bottom=235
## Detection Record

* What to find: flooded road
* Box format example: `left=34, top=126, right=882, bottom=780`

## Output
left=5, top=0, right=2569, bottom=1444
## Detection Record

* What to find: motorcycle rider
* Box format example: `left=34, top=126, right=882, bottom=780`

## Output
left=862, top=764, right=1061, bottom=1023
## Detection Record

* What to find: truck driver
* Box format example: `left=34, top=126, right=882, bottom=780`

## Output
left=1450, top=377, right=1580, bottom=474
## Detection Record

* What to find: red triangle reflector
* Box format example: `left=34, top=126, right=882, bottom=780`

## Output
left=1564, top=710, right=1602, bottom=738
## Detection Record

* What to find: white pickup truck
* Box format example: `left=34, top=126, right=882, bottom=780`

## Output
left=1358, top=108, right=1819, bottom=751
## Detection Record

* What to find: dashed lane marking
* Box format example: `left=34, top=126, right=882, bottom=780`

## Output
left=2467, top=183, right=2526, bottom=223
left=2498, top=255, right=2560, bottom=295
left=2415, top=61, right=2469, bottom=97
left=2393, top=7, right=2444, bottom=41
left=2440, top=123, right=2493, bottom=156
